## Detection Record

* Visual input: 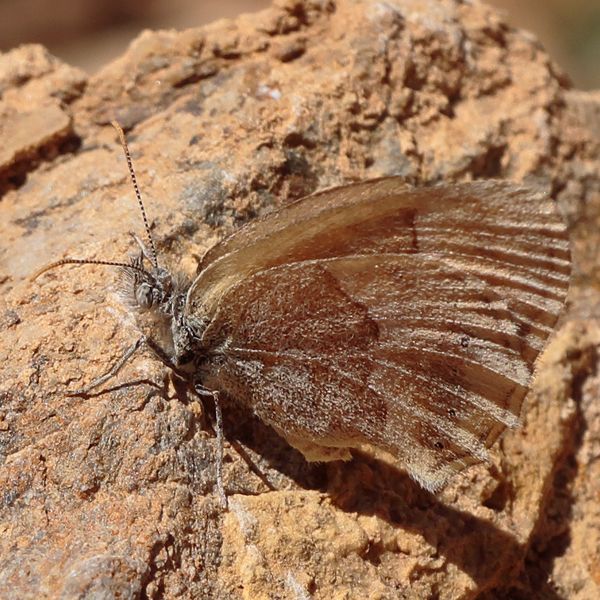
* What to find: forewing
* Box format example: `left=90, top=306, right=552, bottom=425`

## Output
left=197, top=177, right=412, bottom=267
left=189, top=180, right=570, bottom=324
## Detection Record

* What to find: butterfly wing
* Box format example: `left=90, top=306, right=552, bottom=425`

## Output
left=197, top=177, right=412, bottom=267
left=188, top=179, right=570, bottom=490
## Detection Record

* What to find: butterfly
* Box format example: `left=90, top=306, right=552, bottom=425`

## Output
left=35, top=122, right=571, bottom=507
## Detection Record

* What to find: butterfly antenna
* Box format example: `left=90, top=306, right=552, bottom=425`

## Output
left=111, top=121, right=159, bottom=270
left=31, top=258, right=151, bottom=282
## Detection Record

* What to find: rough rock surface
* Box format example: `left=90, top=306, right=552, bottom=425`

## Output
left=0, top=0, right=599, bottom=598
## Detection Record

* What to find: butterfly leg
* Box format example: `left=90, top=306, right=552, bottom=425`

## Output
left=67, top=335, right=229, bottom=508
left=67, top=336, right=147, bottom=396
left=67, top=335, right=188, bottom=396
left=194, top=383, right=227, bottom=509
left=143, top=336, right=188, bottom=378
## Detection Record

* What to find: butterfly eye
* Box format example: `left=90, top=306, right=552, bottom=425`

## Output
left=136, top=282, right=155, bottom=309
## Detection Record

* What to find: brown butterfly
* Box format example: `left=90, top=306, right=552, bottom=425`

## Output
left=35, top=122, right=571, bottom=507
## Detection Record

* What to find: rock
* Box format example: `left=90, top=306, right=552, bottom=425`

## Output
left=0, top=44, right=85, bottom=193
left=0, top=0, right=599, bottom=598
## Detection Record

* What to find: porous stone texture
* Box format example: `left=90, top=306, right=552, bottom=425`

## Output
left=0, top=0, right=598, bottom=598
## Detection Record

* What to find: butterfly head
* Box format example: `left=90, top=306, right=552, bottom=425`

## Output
left=120, top=251, right=174, bottom=312
left=119, top=248, right=191, bottom=331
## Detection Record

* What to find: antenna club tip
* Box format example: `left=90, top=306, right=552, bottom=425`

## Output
left=111, top=121, right=126, bottom=144
left=31, top=260, right=66, bottom=282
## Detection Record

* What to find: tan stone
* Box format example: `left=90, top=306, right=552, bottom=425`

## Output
left=0, top=0, right=599, bottom=598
